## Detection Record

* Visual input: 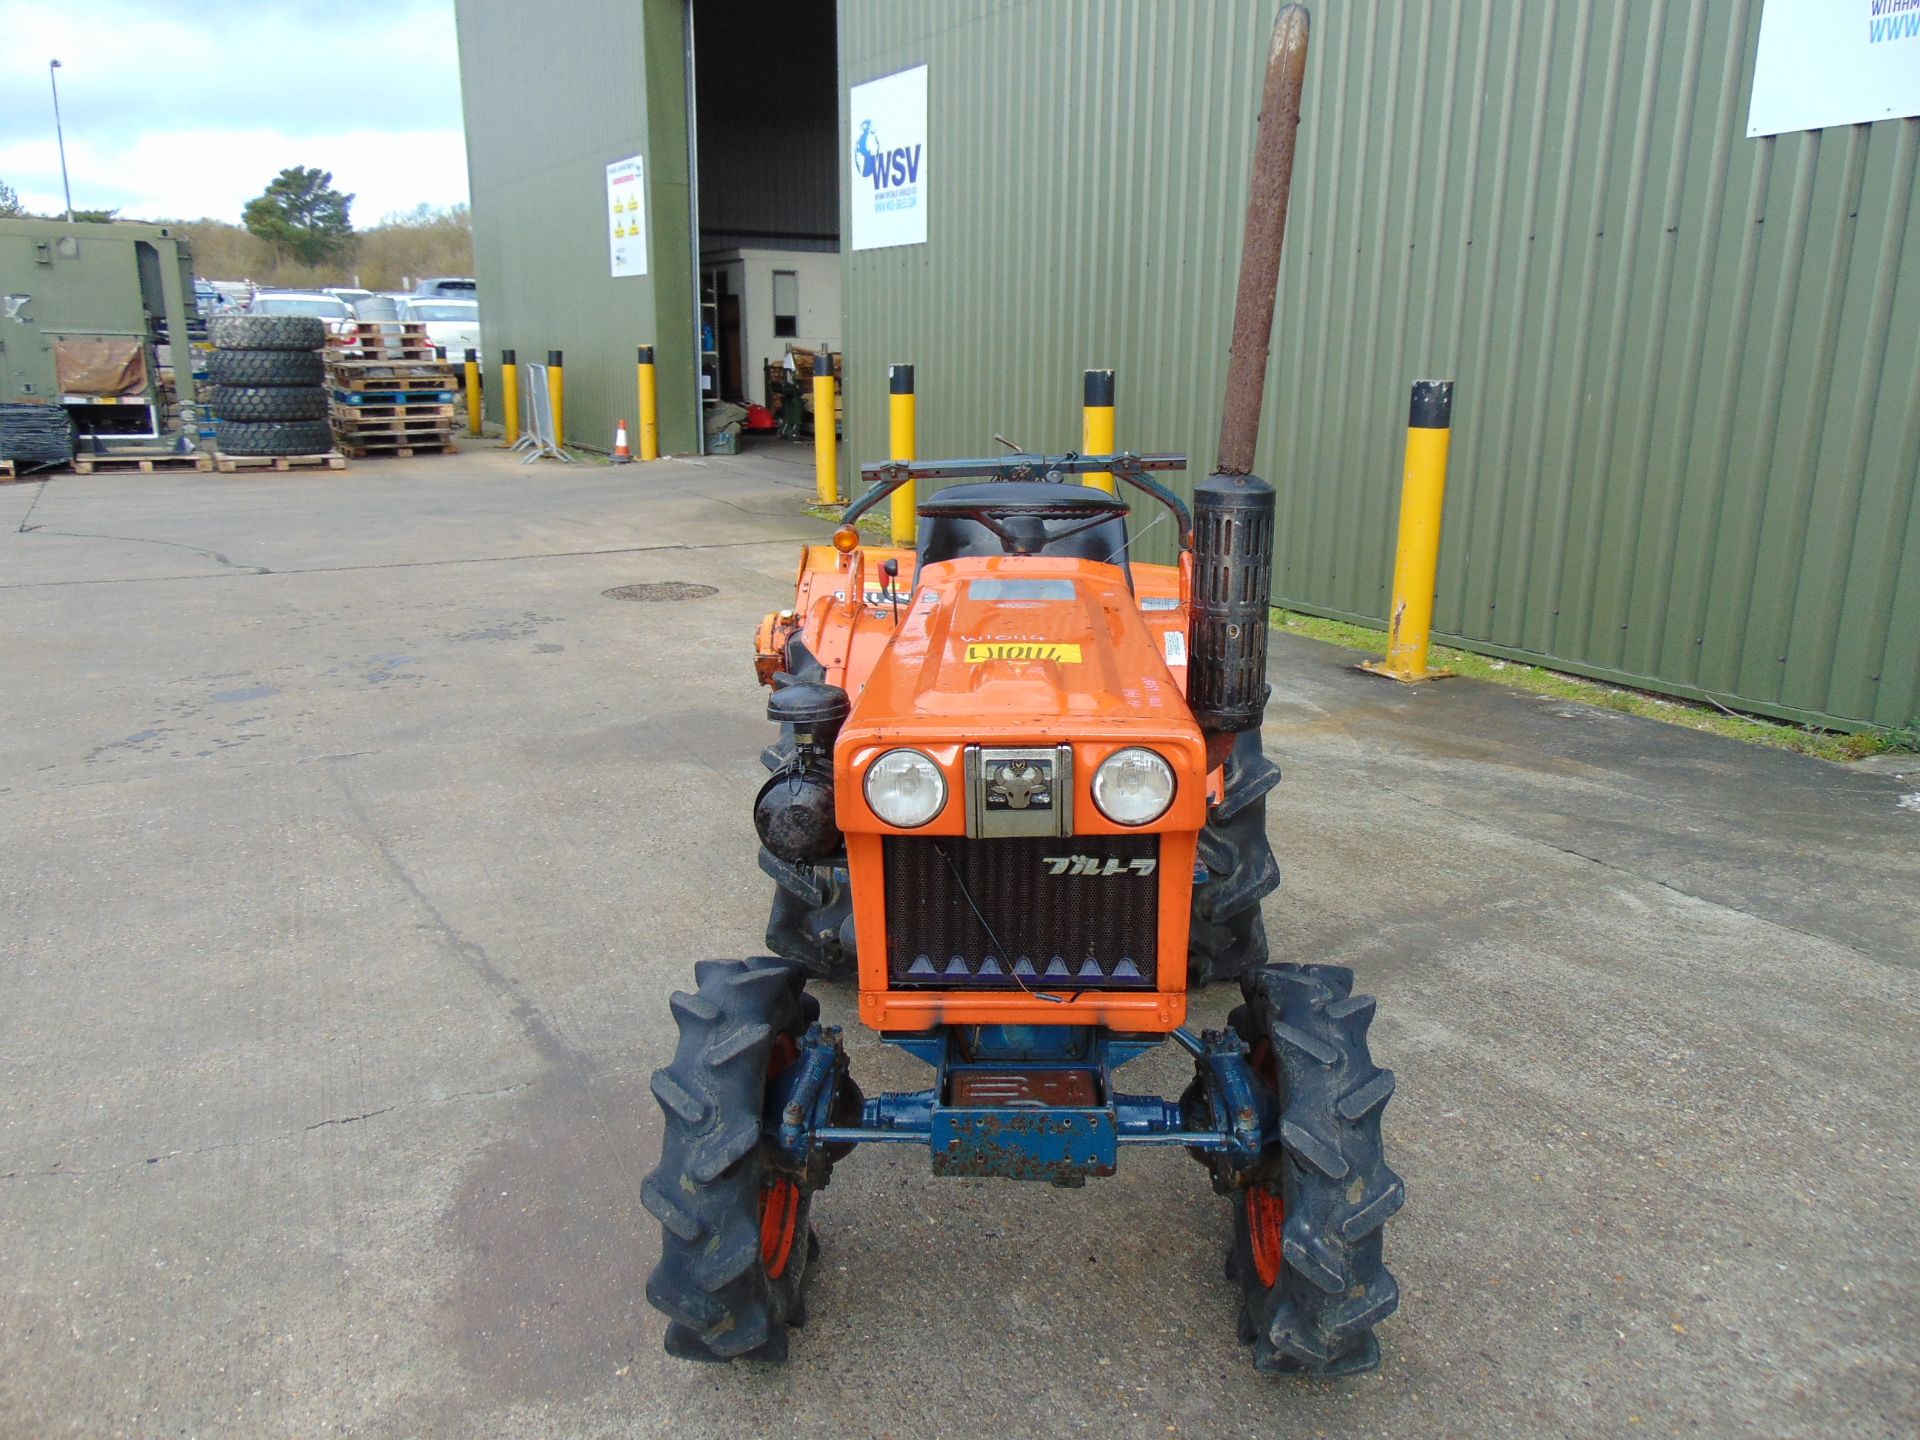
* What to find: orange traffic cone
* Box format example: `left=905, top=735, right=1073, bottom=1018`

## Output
left=614, top=419, right=633, bottom=463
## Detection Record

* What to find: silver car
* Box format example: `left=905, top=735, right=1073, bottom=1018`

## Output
left=397, top=298, right=481, bottom=356
left=248, top=292, right=353, bottom=321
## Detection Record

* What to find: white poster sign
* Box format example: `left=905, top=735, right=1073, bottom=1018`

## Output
left=1748, top=0, right=1920, bottom=137
left=606, top=155, right=648, bottom=277
left=849, top=64, right=928, bottom=251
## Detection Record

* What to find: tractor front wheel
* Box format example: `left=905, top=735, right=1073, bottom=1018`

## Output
left=1226, top=963, right=1404, bottom=1374
left=642, top=957, right=824, bottom=1362
left=1188, top=729, right=1282, bottom=986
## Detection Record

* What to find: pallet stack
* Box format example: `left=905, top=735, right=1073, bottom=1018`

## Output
left=325, top=323, right=458, bottom=459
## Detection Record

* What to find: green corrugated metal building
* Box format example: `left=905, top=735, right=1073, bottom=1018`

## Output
left=455, top=0, right=1920, bottom=731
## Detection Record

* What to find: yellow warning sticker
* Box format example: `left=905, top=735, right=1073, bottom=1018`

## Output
left=964, top=642, right=1082, bottom=663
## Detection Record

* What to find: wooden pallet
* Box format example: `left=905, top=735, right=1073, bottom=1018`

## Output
left=332, top=431, right=456, bottom=451
left=326, top=356, right=454, bottom=375
left=213, top=450, right=349, bottom=473
left=331, top=390, right=456, bottom=408
left=329, top=343, right=439, bottom=362
left=333, top=433, right=456, bottom=451
left=328, top=373, right=457, bottom=396
left=337, top=439, right=457, bottom=459
left=328, top=397, right=455, bottom=420
left=336, top=321, right=428, bottom=341
left=0, top=458, right=16, bottom=483
left=72, top=451, right=213, bottom=475
left=331, top=403, right=455, bottom=424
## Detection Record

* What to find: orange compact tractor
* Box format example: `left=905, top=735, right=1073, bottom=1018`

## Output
left=643, top=3, right=1402, bottom=1375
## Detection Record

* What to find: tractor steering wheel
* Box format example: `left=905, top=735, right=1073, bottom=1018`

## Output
left=914, top=492, right=1130, bottom=556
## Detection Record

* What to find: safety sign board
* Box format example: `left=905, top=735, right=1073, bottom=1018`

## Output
left=607, top=155, right=648, bottom=278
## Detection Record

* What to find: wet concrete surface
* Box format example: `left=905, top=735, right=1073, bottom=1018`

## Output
left=0, top=440, right=1914, bottom=1438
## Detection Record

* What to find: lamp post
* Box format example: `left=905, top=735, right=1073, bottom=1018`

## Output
left=49, top=59, right=74, bottom=223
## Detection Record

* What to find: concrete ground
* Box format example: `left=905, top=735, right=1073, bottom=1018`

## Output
left=1, top=440, right=1915, bottom=1440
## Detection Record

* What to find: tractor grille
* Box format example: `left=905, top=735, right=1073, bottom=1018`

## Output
left=883, top=835, right=1160, bottom=988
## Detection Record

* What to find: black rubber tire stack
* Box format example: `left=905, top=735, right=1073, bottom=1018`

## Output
left=206, top=315, right=330, bottom=457
left=1188, top=728, right=1283, bottom=986
left=1225, top=962, right=1403, bottom=1375
left=642, top=957, right=840, bottom=1363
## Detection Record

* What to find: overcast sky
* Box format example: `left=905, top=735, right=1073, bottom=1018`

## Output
left=0, top=0, right=467, bottom=225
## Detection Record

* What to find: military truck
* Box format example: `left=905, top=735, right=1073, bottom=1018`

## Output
left=0, top=217, right=201, bottom=449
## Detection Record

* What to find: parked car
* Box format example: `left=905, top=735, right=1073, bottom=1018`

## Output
left=412, top=277, right=477, bottom=298
left=248, top=292, right=353, bottom=321
left=323, top=287, right=374, bottom=309
left=208, top=280, right=255, bottom=312
left=397, top=298, right=481, bottom=355
left=246, top=291, right=354, bottom=338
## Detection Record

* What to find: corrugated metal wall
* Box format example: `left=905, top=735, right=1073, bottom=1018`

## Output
left=455, top=0, right=698, bottom=455
left=838, top=0, right=1920, bottom=730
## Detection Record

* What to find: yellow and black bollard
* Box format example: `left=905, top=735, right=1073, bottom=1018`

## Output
left=888, top=363, right=916, bottom=545
left=500, top=348, right=520, bottom=446
left=636, top=345, right=659, bottom=461
left=547, top=350, right=565, bottom=448
left=813, top=349, right=839, bottom=504
left=1361, top=379, right=1457, bottom=683
left=1082, top=369, right=1117, bottom=494
left=463, top=348, right=482, bottom=436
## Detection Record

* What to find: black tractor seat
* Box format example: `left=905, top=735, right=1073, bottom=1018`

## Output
left=915, top=481, right=1133, bottom=579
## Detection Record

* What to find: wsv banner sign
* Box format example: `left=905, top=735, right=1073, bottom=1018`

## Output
left=850, top=65, right=928, bottom=252
left=1749, top=0, right=1920, bottom=136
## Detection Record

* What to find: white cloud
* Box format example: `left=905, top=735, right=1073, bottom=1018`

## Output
left=0, top=127, right=468, bottom=224
left=0, top=0, right=465, bottom=222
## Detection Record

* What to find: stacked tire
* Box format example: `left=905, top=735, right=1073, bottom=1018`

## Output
left=207, top=315, right=332, bottom=457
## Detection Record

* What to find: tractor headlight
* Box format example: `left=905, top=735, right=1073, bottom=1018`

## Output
left=1091, top=747, right=1175, bottom=826
left=864, top=748, right=946, bottom=828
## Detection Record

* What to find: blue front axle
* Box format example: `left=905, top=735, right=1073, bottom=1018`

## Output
left=771, top=1023, right=1271, bottom=1185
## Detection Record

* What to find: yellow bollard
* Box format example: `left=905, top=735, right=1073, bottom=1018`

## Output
left=888, top=363, right=916, bottom=545
left=1082, top=369, right=1117, bottom=494
left=547, top=350, right=565, bottom=448
left=1361, top=380, right=1457, bottom=683
left=636, top=345, right=659, bottom=461
left=813, top=349, right=839, bottom=504
left=463, top=349, right=482, bottom=436
left=500, top=349, right=520, bottom=446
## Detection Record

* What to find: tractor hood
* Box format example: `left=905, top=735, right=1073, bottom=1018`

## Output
left=840, top=555, right=1198, bottom=744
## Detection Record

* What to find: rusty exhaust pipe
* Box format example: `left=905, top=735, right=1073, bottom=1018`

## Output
left=1215, top=3, right=1311, bottom=478
left=1189, top=3, right=1309, bottom=762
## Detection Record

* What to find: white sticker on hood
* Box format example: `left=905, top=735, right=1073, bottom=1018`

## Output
left=1163, top=630, right=1187, bottom=666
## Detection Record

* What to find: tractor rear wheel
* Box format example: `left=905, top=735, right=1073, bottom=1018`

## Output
left=642, top=957, right=825, bottom=1362
left=1189, top=729, right=1281, bottom=986
left=1226, top=963, right=1403, bottom=1374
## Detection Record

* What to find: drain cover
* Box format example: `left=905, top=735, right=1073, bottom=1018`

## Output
left=602, top=582, right=718, bottom=602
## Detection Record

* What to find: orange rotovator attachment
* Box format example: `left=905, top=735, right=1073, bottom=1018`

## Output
left=754, top=609, right=803, bottom=686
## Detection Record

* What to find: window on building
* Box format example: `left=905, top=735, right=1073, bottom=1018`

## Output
left=772, top=270, right=799, bottom=338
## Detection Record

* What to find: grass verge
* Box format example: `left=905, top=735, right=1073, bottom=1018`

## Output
left=1271, top=607, right=1917, bottom=764
left=804, top=502, right=891, bottom=536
